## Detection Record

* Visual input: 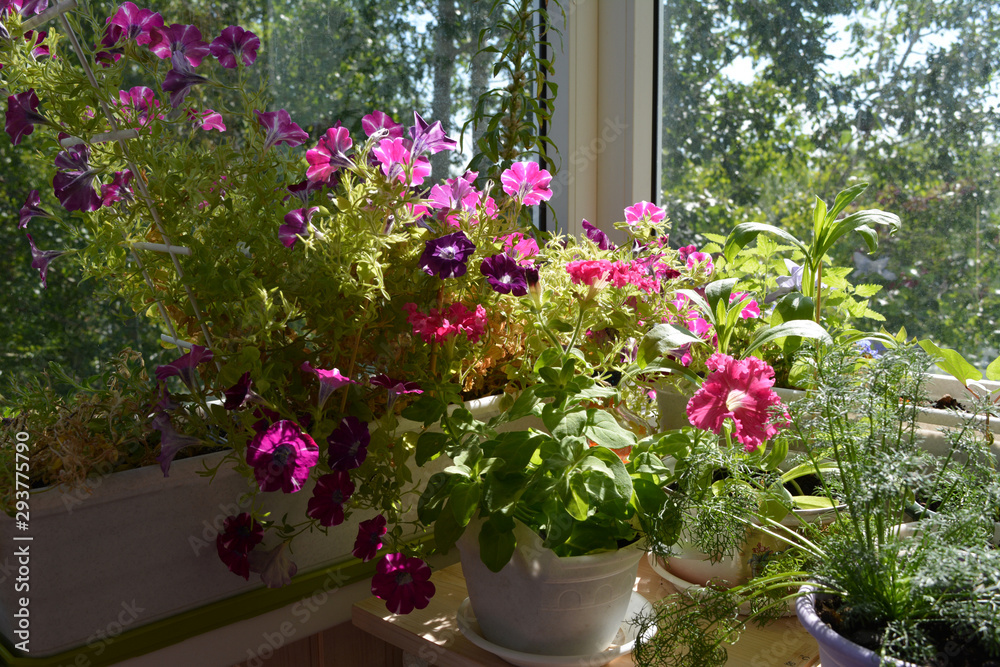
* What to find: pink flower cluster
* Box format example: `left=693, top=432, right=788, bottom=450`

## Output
left=566, top=259, right=676, bottom=294
left=403, top=302, right=487, bottom=344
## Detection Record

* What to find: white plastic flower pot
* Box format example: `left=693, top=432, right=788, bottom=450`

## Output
left=796, top=585, right=917, bottom=667
left=457, top=519, right=644, bottom=656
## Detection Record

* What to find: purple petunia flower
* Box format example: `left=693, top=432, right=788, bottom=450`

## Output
left=217, top=513, right=264, bottom=556
left=24, top=30, right=49, bottom=59
left=53, top=144, right=103, bottom=212
left=155, top=345, right=214, bottom=389
left=247, top=420, right=319, bottom=493
left=210, top=25, right=260, bottom=68
left=162, top=62, right=208, bottom=108
left=500, top=160, right=553, bottom=206
left=14, top=0, right=47, bottom=16
left=371, top=553, right=436, bottom=615
left=286, top=179, right=324, bottom=206
left=582, top=219, right=615, bottom=251
left=6, top=90, right=50, bottom=146
left=353, top=515, right=387, bottom=562
left=152, top=411, right=202, bottom=476
left=327, top=416, right=370, bottom=471
left=419, top=231, right=476, bottom=279
left=305, top=126, right=354, bottom=181
left=148, top=23, right=210, bottom=68
left=100, top=170, right=134, bottom=207
left=255, top=109, right=308, bottom=152
left=26, top=233, right=66, bottom=288
left=480, top=253, right=528, bottom=296
left=306, top=471, right=355, bottom=527
left=300, top=361, right=354, bottom=409
left=372, top=137, right=429, bottom=186
left=362, top=110, right=404, bottom=139
left=19, top=190, right=55, bottom=229
left=408, top=111, right=457, bottom=159
left=279, top=207, right=320, bottom=249
left=103, top=2, right=162, bottom=47
left=223, top=371, right=252, bottom=410
left=247, top=542, right=298, bottom=588
left=370, top=374, right=422, bottom=411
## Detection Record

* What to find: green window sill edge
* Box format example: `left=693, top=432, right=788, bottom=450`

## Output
left=0, top=533, right=431, bottom=666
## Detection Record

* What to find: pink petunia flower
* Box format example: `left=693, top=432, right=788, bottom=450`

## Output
left=373, top=137, right=430, bottom=186
left=686, top=251, right=714, bottom=275
left=306, top=126, right=354, bottom=181
left=624, top=200, right=666, bottom=225
left=686, top=353, right=789, bottom=452
left=100, top=170, right=134, bottom=206
left=300, top=362, right=354, bottom=410
left=116, top=86, right=161, bottom=128
left=566, top=259, right=613, bottom=287
left=256, top=109, right=309, bottom=152
left=155, top=345, right=213, bottom=388
left=371, top=553, right=436, bottom=615
left=148, top=23, right=210, bottom=68
left=361, top=110, right=404, bottom=139
left=190, top=108, right=226, bottom=132
left=279, top=207, right=320, bottom=249
left=729, top=291, right=761, bottom=319
left=103, top=2, right=162, bottom=47
left=246, top=420, right=320, bottom=493
left=500, top=160, right=553, bottom=206
left=403, top=302, right=487, bottom=344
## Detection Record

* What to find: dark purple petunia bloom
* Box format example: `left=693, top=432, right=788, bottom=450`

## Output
left=162, top=62, right=208, bottom=108
left=148, top=23, right=210, bottom=68
left=371, top=553, right=436, bottom=615
left=582, top=219, right=615, bottom=251
left=24, top=30, right=49, bottom=58
left=26, top=233, right=66, bottom=288
left=223, top=371, right=252, bottom=410
left=6, top=90, right=50, bottom=146
left=480, top=253, right=528, bottom=296
left=209, top=25, right=259, bottom=68
left=408, top=111, right=457, bottom=159
left=305, top=126, right=354, bottom=181
left=19, top=190, right=55, bottom=229
left=361, top=110, right=404, bottom=139
left=246, top=420, right=319, bottom=493
left=155, top=344, right=214, bottom=388
left=53, top=144, right=102, bottom=212
left=152, top=411, right=202, bottom=476
left=100, top=170, right=134, bottom=206
left=353, top=515, right=387, bottom=562
left=14, top=0, right=47, bottom=16
left=247, top=542, right=298, bottom=588
left=216, top=513, right=263, bottom=580
left=103, top=2, right=162, bottom=47
left=255, top=109, right=308, bottom=152
left=370, top=374, right=422, bottom=410
left=279, top=207, right=319, bottom=249
left=306, top=471, right=355, bottom=527
left=419, top=231, right=476, bottom=279
left=327, top=415, right=370, bottom=471
left=286, top=178, right=324, bottom=206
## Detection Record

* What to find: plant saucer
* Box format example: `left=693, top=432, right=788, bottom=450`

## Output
left=455, top=591, right=656, bottom=667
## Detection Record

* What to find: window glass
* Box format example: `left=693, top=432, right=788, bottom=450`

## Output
left=660, top=0, right=1000, bottom=363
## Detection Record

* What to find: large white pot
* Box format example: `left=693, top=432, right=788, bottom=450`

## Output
left=0, top=395, right=524, bottom=657
left=457, top=519, right=644, bottom=656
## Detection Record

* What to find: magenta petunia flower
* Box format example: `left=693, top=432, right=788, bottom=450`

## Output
left=155, top=345, right=214, bottom=389
left=152, top=411, right=202, bottom=476
left=371, top=553, right=436, bottom=615
left=6, top=90, right=50, bottom=146
left=279, top=207, right=320, bottom=249
left=116, top=86, right=160, bottom=128
left=403, top=302, right=487, bottom=344
left=24, top=30, right=48, bottom=58
left=162, top=62, right=207, bottom=108
left=686, top=251, right=714, bottom=275
left=729, top=291, right=760, bottom=319
left=247, top=542, right=298, bottom=588
left=148, top=23, right=210, bottom=68
left=686, top=353, right=789, bottom=453
left=480, top=253, right=528, bottom=296
left=327, top=416, right=370, bottom=471
left=26, top=233, right=66, bottom=288
left=19, top=190, right=55, bottom=229
left=500, top=232, right=539, bottom=264
left=581, top=219, right=615, bottom=250
left=52, top=144, right=102, bottom=212
left=624, top=201, right=666, bottom=225
left=103, top=2, right=162, bottom=47
left=247, top=420, right=319, bottom=493
left=188, top=108, right=225, bottom=132
left=223, top=371, right=252, bottom=410
left=566, top=259, right=613, bottom=287
left=209, top=25, right=259, bottom=68
left=500, top=160, right=553, bottom=206
left=300, top=361, right=354, bottom=410
left=370, top=374, right=422, bottom=410
left=428, top=175, right=477, bottom=212
left=373, top=137, right=430, bottom=186
left=286, top=179, right=325, bottom=206
left=13, top=0, right=47, bottom=16
left=419, top=231, right=476, bottom=279
left=408, top=111, right=457, bottom=158
left=677, top=245, right=697, bottom=263
left=305, top=126, right=354, bottom=181
left=217, top=513, right=263, bottom=558
left=100, top=170, right=134, bottom=207
left=255, top=109, right=308, bottom=152
left=306, top=471, right=355, bottom=526
left=353, top=515, right=387, bottom=562
left=362, top=110, right=404, bottom=140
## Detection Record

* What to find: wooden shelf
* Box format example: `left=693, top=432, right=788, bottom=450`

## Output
left=353, top=557, right=822, bottom=666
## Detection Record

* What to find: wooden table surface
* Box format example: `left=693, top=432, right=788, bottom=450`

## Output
left=353, top=556, right=822, bottom=667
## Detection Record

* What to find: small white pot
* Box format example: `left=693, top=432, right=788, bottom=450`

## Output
left=457, top=520, right=644, bottom=656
